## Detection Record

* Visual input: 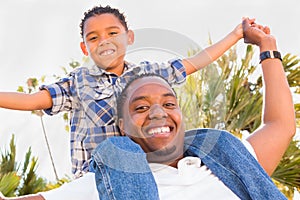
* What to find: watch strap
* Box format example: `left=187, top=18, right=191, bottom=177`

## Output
left=259, top=51, right=282, bottom=63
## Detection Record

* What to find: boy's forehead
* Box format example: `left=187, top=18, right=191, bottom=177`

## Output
left=84, top=13, right=125, bottom=31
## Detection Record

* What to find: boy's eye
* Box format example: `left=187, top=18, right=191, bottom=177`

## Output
left=109, top=32, right=118, bottom=36
left=88, top=36, right=98, bottom=41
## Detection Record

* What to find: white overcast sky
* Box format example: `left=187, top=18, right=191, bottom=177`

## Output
left=0, top=0, right=299, bottom=182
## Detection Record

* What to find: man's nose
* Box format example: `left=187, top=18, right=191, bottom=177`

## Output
left=149, top=104, right=167, bottom=120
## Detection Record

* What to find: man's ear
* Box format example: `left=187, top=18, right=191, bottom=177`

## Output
left=80, top=42, right=89, bottom=56
left=118, top=119, right=126, bottom=136
left=127, top=30, right=134, bottom=45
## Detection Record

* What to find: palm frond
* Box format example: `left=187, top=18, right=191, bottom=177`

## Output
left=0, top=172, right=20, bottom=197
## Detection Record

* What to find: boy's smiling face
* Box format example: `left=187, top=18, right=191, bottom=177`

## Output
left=80, top=13, right=134, bottom=76
left=119, top=76, right=185, bottom=165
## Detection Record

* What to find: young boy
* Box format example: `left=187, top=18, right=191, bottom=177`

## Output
left=0, top=5, right=243, bottom=177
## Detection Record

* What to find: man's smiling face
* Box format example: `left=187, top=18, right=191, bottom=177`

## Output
left=119, top=76, right=185, bottom=164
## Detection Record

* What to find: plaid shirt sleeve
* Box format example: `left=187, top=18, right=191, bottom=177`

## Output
left=140, top=58, right=186, bottom=86
left=39, top=77, right=74, bottom=115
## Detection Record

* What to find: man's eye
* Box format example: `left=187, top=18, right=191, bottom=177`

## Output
left=135, top=106, right=149, bottom=112
left=164, top=103, right=176, bottom=108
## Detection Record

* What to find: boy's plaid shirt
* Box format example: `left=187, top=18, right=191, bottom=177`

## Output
left=41, top=59, right=186, bottom=177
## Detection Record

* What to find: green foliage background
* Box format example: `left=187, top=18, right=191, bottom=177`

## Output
left=0, top=135, right=70, bottom=197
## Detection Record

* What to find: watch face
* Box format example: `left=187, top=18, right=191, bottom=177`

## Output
left=273, top=51, right=282, bottom=59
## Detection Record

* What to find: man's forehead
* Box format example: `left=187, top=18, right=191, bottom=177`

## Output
left=127, top=77, right=172, bottom=94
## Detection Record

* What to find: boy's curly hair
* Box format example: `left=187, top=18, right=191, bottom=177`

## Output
left=80, top=5, right=128, bottom=39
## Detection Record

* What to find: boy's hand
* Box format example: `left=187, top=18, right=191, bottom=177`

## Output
left=232, top=23, right=243, bottom=40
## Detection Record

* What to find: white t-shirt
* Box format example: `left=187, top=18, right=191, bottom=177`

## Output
left=40, top=172, right=99, bottom=200
left=150, top=157, right=239, bottom=199
left=40, top=140, right=256, bottom=200
left=150, top=140, right=256, bottom=200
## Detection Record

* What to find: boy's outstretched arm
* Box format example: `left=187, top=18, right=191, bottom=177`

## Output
left=183, top=21, right=244, bottom=75
left=0, top=90, right=52, bottom=111
left=243, top=18, right=296, bottom=175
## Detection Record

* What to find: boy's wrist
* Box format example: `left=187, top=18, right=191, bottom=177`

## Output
left=226, top=30, right=242, bottom=46
left=230, top=28, right=243, bottom=41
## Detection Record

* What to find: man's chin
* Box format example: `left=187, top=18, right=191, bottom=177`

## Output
left=146, top=145, right=183, bottom=164
left=153, top=145, right=177, bottom=156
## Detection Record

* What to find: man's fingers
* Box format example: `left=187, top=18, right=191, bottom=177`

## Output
left=264, top=26, right=271, bottom=34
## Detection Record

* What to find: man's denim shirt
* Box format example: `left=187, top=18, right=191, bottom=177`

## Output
left=90, top=129, right=287, bottom=200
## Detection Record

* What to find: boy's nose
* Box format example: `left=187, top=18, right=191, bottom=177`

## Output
left=98, top=36, right=110, bottom=46
left=149, top=104, right=167, bottom=120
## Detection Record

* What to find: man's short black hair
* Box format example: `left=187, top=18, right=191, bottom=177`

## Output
left=116, top=73, right=176, bottom=122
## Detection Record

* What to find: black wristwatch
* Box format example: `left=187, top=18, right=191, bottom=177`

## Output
left=259, top=51, right=282, bottom=63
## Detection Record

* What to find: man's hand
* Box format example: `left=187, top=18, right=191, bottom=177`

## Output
left=242, top=17, right=272, bottom=47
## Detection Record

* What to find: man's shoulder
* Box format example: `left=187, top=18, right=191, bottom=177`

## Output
left=185, top=128, right=234, bottom=138
left=184, top=128, right=240, bottom=148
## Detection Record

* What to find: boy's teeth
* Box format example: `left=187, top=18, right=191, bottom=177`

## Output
left=148, top=127, right=170, bottom=135
left=100, top=49, right=114, bottom=56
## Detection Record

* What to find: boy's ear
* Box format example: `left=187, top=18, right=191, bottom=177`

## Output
left=127, top=30, right=134, bottom=45
left=80, top=42, right=89, bottom=56
left=118, top=119, right=126, bottom=136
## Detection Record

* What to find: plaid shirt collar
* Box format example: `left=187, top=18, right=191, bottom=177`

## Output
left=87, top=62, right=136, bottom=76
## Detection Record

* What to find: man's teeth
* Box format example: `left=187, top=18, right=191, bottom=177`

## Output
left=100, top=49, right=114, bottom=56
left=148, top=127, right=170, bottom=135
